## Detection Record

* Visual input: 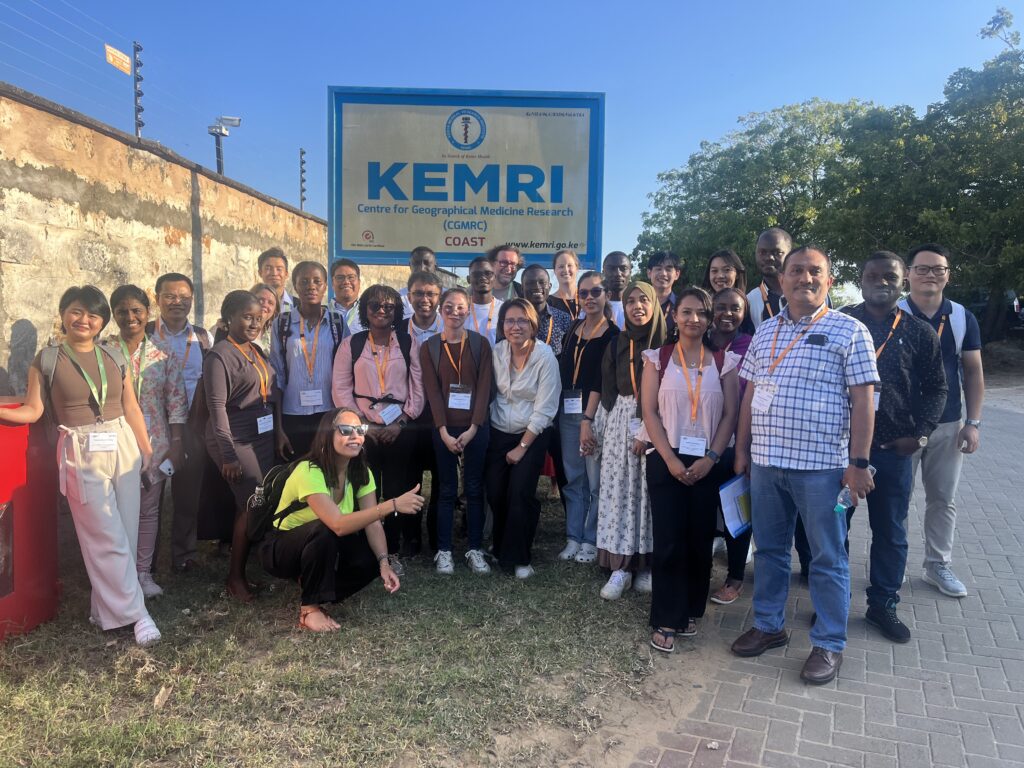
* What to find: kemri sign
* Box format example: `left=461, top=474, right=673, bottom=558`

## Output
left=328, top=87, right=605, bottom=268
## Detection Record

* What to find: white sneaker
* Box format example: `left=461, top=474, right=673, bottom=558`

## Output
left=574, top=543, right=598, bottom=563
left=465, top=549, right=491, bottom=574
left=923, top=562, right=968, bottom=597
left=434, top=550, right=455, bottom=575
left=558, top=540, right=581, bottom=561
left=634, top=569, right=652, bottom=593
left=134, top=615, right=161, bottom=648
left=514, top=565, right=536, bottom=580
left=138, top=571, right=164, bottom=598
left=600, top=569, right=632, bottom=600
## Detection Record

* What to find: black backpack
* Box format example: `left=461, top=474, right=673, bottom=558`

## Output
left=349, top=329, right=413, bottom=407
left=275, top=308, right=348, bottom=388
left=246, top=460, right=306, bottom=543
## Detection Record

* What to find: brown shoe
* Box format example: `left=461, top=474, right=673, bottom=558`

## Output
left=801, top=647, right=842, bottom=685
left=731, top=627, right=789, bottom=657
left=710, top=580, right=743, bottom=605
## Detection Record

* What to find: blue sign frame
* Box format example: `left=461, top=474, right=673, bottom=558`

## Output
left=327, top=86, right=605, bottom=270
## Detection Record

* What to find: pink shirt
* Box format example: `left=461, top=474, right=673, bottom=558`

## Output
left=640, top=348, right=739, bottom=450
left=332, top=333, right=424, bottom=423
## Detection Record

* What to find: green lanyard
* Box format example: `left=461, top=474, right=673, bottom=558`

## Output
left=117, top=337, right=148, bottom=398
left=62, top=342, right=108, bottom=416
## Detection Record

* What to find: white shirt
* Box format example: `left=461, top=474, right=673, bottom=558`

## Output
left=406, top=314, right=443, bottom=345
left=331, top=299, right=362, bottom=333
left=470, top=298, right=503, bottom=345
left=608, top=300, right=625, bottom=330
left=490, top=340, right=561, bottom=435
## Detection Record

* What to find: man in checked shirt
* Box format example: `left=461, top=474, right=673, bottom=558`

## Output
left=731, top=245, right=879, bottom=685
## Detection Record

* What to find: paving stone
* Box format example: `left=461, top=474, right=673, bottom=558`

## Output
left=799, top=712, right=832, bottom=745
left=657, top=732, right=699, bottom=752
left=689, top=743, right=729, bottom=768
left=831, top=732, right=897, bottom=756
left=896, top=742, right=933, bottom=768
left=796, top=740, right=864, bottom=767
left=674, top=720, right=736, bottom=742
left=727, top=729, right=763, bottom=764
left=658, top=749, right=694, bottom=768
left=961, top=723, right=998, bottom=757
left=761, top=751, right=831, bottom=768
left=929, top=731, right=966, bottom=766
left=713, top=682, right=748, bottom=712
left=635, top=746, right=661, bottom=764
left=765, top=720, right=799, bottom=753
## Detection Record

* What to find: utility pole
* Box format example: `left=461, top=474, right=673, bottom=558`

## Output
left=299, top=148, right=307, bottom=210
left=132, top=41, right=144, bottom=138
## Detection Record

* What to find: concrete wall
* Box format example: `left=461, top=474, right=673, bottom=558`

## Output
left=0, top=83, right=425, bottom=396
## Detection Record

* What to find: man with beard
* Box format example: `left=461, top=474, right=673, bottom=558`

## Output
left=492, top=245, right=525, bottom=301
left=602, top=251, right=631, bottom=329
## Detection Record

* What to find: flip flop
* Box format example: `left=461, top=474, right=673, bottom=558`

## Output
left=651, top=627, right=676, bottom=653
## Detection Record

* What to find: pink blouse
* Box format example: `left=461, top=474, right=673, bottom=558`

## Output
left=332, top=333, right=425, bottom=423
left=640, top=348, right=739, bottom=450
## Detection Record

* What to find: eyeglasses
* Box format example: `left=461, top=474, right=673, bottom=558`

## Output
left=334, top=423, right=369, bottom=437
left=497, top=260, right=519, bottom=270
left=410, top=290, right=440, bottom=300
left=470, top=270, right=495, bottom=279
left=159, top=293, right=192, bottom=304
left=912, top=265, right=950, bottom=276
left=578, top=287, right=605, bottom=299
left=367, top=301, right=396, bottom=313
left=333, top=274, right=359, bottom=283
left=503, top=318, right=531, bottom=328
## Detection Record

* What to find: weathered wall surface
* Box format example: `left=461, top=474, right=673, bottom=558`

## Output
left=0, top=84, right=417, bottom=395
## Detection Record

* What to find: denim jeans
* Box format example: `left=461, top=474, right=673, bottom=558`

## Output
left=432, top=424, right=490, bottom=552
left=559, top=412, right=600, bottom=546
left=849, top=447, right=912, bottom=609
left=751, top=463, right=849, bottom=653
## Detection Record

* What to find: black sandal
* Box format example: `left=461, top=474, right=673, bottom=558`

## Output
left=651, top=627, right=676, bottom=653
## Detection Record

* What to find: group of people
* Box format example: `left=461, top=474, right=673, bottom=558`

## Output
left=0, top=234, right=984, bottom=687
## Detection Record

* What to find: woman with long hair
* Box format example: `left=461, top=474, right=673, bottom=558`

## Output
left=549, top=248, right=581, bottom=320
left=700, top=249, right=752, bottom=334
left=260, top=407, right=424, bottom=631
left=250, top=283, right=279, bottom=352
left=0, top=286, right=160, bottom=646
left=594, top=281, right=666, bottom=599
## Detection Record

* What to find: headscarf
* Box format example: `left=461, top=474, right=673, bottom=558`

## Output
left=601, top=280, right=667, bottom=410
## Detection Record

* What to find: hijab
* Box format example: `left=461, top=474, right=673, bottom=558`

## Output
left=605, top=281, right=667, bottom=408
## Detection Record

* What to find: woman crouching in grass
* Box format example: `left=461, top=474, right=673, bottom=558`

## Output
left=260, top=407, right=424, bottom=632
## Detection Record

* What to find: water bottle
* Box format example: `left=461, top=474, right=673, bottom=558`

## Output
left=834, top=465, right=876, bottom=514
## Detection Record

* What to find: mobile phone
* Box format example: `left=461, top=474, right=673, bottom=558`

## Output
left=159, top=459, right=175, bottom=477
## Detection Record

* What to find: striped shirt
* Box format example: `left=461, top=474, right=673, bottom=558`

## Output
left=739, top=304, right=879, bottom=470
left=270, top=309, right=338, bottom=415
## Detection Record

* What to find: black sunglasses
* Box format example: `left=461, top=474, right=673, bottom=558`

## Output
left=579, top=287, right=605, bottom=299
left=334, top=423, right=370, bottom=437
left=367, top=301, right=396, bottom=314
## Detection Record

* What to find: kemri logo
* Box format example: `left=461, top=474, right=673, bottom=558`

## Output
left=445, top=109, right=486, bottom=151
left=362, top=230, right=374, bottom=242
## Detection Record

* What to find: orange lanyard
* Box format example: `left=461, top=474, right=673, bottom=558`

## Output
left=571, top=317, right=606, bottom=387
left=368, top=333, right=392, bottom=392
left=936, top=314, right=946, bottom=340
left=229, top=339, right=269, bottom=403
left=298, top=309, right=324, bottom=381
left=159, top=318, right=195, bottom=365
left=442, top=331, right=466, bottom=385
left=768, top=306, right=828, bottom=375
left=628, top=339, right=638, bottom=397
left=874, top=309, right=903, bottom=360
left=543, top=314, right=554, bottom=345
left=676, top=341, right=704, bottom=425
left=473, top=300, right=495, bottom=337
left=760, top=283, right=775, bottom=319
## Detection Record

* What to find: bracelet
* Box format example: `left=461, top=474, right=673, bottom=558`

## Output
left=581, top=415, right=594, bottom=422
left=392, top=498, right=398, bottom=516
left=376, top=552, right=388, bottom=564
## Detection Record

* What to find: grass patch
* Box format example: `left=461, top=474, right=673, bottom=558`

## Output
left=0, top=486, right=653, bottom=767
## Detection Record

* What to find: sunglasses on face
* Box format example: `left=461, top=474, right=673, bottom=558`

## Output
left=367, top=301, right=396, bottom=313
left=578, top=287, right=605, bottom=299
left=334, top=423, right=370, bottom=437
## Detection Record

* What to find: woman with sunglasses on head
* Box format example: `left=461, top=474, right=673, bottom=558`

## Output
left=549, top=248, right=582, bottom=320
left=1, top=286, right=160, bottom=646
left=701, top=249, right=753, bottom=334
left=641, top=288, right=739, bottom=651
left=556, top=271, right=619, bottom=564
left=594, top=281, right=667, bottom=600
left=260, top=408, right=424, bottom=632
left=485, top=299, right=561, bottom=578
left=332, top=284, right=424, bottom=573
left=204, top=290, right=288, bottom=603
left=420, top=287, right=494, bottom=575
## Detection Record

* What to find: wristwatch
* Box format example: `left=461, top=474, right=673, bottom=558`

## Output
left=851, top=457, right=870, bottom=469
left=916, top=435, right=929, bottom=449
left=965, top=419, right=982, bottom=429
left=705, top=449, right=721, bottom=464
left=519, top=441, right=529, bottom=450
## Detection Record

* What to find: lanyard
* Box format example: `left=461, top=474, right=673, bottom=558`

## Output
left=229, top=339, right=270, bottom=403
left=676, top=341, right=704, bottom=425
left=442, top=331, right=466, bottom=385
left=159, top=318, right=195, bottom=366
left=62, top=342, right=108, bottom=415
left=768, top=306, right=828, bottom=375
left=628, top=338, right=638, bottom=397
left=118, top=337, right=148, bottom=398
left=543, top=314, right=554, bottom=345
left=760, top=283, right=775, bottom=319
left=571, top=317, right=606, bottom=387
left=936, top=314, right=946, bottom=340
left=473, top=299, right=495, bottom=337
left=368, top=332, right=392, bottom=392
left=874, top=309, right=903, bottom=360
left=299, top=309, right=325, bottom=382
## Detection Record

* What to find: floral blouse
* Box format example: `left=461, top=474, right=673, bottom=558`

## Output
left=107, top=334, right=189, bottom=473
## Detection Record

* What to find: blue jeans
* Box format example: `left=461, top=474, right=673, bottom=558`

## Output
left=559, top=412, right=600, bottom=546
left=849, top=447, right=912, bottom=609
left=432, top=424, right=490, bottom=552
left=751, top=464, right=849, bottom=653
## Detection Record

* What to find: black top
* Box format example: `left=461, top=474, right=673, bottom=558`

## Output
left=843, top=304, right=947, bottom=448
left=557, top=320, right=619, bottom=401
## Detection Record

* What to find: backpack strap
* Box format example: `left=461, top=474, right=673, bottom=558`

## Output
left=349, top=331, right=402, bottom=407
left=276, top=309, right=294, bottom=387
left=657, top=343, right=673, bottom=384
left=713, top=348, right=725, bottom=375
left=426, top=334, right=443, bottom=373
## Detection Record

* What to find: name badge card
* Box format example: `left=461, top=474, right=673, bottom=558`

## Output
left=873, top=389, right=881, bottom=412
left=751, top=381, right=777, bottom=414
left=299, top=389, right=324, bottom=408
left=375, top=403, right=402, bottom=425
left=448, top=384, right=472, bottom=411
left=257, top=414, right=274, bottom=434
left=628, top=418, right=643, bottom=439
left=88, top=432, right=118, bottom=452
left=678, top=433, right=708, bottom=456
left=563, top=389, right=583, bottom=414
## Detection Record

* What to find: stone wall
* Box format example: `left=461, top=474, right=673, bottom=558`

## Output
left=0, top=83, right=425, bottom=395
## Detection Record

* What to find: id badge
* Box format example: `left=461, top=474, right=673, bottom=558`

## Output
left=678, top=428, right=708, bottom=457
left=628, top=417, right=643, bottom=439
left=873, top=389, right=881, bottom=412
left=375, top=403, right=402, bottom=425
left=448, top=384, right=472, bottom=411
left=563, top=388, right=583, bottom=414
left=257, top=413, right=274, bottom=434
left=299, top=389, right=324, bottom=408
left=87, top=432, right=117, bottom=452
left=751, top=381, right=777, bottom=414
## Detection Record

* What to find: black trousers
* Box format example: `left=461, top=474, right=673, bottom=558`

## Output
left=261, top=521, right=378, bottom=605
left=545, top=423, right=567, bottom=509
left=282, top=412, right=328, bottom=459
left=363, top=424, right=418, bottom=554
left=646, top=450, right=720, bottom=629
left=410, top=411, right=441, bottom=551
left=485, top=427, right=550, bottom=570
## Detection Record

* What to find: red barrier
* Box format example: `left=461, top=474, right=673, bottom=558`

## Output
left=0, top=402, right=60, bottom=639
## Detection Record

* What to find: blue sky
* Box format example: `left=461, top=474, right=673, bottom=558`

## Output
left=0, top=0, right=1011, bottom=260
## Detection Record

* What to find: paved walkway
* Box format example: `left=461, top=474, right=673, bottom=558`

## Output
left=630, top=391, right=1024, bottom=768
